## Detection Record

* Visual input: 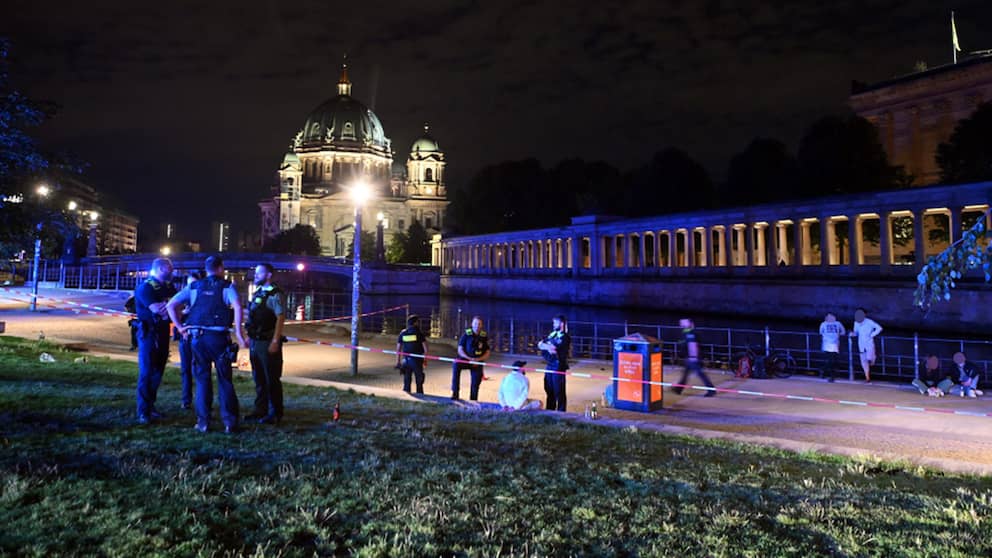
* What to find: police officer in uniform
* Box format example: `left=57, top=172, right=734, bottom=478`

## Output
left=537, top=314, right=570, bottom=412
left=167, top=256, right=248, bottom=434
left=451, top=315, right=489, bottom=401
left=174, top=271, right=203, bottom=409
left=244, top=263, right=286, bottom=424
left=396, top=314, right=429, bottom=394
left=134, top=258, right=176, bottom=424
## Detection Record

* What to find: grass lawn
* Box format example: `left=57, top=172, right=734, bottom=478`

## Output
left=0, top=336, right=990, bottom=557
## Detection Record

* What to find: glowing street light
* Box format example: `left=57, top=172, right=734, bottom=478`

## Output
left=36, top=184, right=50, bottom=198
left=375, top=211, right=386, bottom=264
left=67, top=200, right=77, bottom=211
left=160, top=246, right=171, bottom=256
left=349, top=180, right=372, bottom=376
left=296, top=262, right=305, bottom=272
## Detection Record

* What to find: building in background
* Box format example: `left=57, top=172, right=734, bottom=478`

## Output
left=210, top=221, right=231, bottom=252
left=850, top=52, right=992, bottom=185
left=57, top=176, right=139, bottom=256
left=259, top=63, right=449, bottom=257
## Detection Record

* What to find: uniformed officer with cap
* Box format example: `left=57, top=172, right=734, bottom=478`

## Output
left=451, top=315, right=490, bottom=401
left=167, top=256, right=248, bottom=434
left=244, top=262, right=286, bottom=424
left=396, top=314, right=429, bottom=394
left=134, top=257, right=176, bottom=424
left=537, top=314, right=570, bottom=412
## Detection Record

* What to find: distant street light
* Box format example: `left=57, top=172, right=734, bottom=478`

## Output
left=36, top=184, right=50, bottom=198
left=349, top=180, right=371, bottom=376
left=296, top=262, right=305, bottom=272
left=67, top=200, right=77, bottom=211
left=87, top=211, right=100, bottom=257
left=160, top=246, right=171, bottom=256
left=375, top=211, right=386, bottom=264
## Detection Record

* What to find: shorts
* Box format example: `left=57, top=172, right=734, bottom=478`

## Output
left=859, top=346, right=876, bottom=367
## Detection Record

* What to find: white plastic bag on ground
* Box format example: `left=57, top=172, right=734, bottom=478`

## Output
left=39, top=352, right=56, bottom=363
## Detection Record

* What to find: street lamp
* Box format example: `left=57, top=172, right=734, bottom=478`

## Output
left=28, top=185, right=50, bottom=311
left=160, top=246, right=171, bottom=256
left=375, top=211, right=386, bottom=264
left=349, top=180, right=371, bottom=376
left=87, top=211, right=100, bottom=257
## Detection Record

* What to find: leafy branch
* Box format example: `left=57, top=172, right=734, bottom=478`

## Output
left=914, top=208, right=991, bottom=311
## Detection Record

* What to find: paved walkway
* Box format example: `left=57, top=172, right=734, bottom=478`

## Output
left=2, top=287, right=991, bottom=475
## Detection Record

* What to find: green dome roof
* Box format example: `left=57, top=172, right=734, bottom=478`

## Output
left=411, top=124, right=440, bottom=153
left=299, top=94, right=389, bottom=151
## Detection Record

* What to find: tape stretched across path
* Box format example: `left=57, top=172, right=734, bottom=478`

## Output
left=3, top=288, right=989, bottom=419
left=284, top=334, right=992, bottom=420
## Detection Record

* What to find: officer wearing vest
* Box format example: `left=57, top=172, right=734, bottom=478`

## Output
left=537, top=314, right=571, bottom=412
left=173, top=271, right=203, bottom=409
left=451, top=315, right=490, bottom=401
left=396, top=314, right=429, bottom=394
left=167, top=256, right=248, bottom=434
left=134, top=258, right=176, bottom=424
left=244, top=263, right=286, bottom=424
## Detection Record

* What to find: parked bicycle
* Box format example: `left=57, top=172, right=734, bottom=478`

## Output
left=734, top=344, right=796, bottom=379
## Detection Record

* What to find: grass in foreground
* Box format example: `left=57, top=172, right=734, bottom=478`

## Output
left=0, top=336, right=990, bottom=557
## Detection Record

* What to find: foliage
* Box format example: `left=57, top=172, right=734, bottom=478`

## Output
left=264, top=224, right=321, bottom=256
left=1, top=336, right=991, bottom=556
left=722, top=138, right=798, bottom=206
left=796, top=114, right=908, bottom=196
left=0, top=39, right=54, bottom=189
left=914, top=210, right=991, bottom=310
left=384, top=220, right=432, bottom=264
left=346, top=229, right=376, bottom=262
left=937, top=101, right=992, bottom=184
left=626, top=147, right=715, bottom=215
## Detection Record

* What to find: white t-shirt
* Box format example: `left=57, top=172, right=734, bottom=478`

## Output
left=851, top=317, right=883, bottom=352
left=819, top=321, right=846, bottom=352
left=498, top=371, right=530, bottom=410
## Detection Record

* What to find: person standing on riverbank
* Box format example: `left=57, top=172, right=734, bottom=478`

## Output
left=818, top=312, right=845, bottom=383
left=451, top=315, right=489, bottom=401
left=537, top=315, right=570, bottom=412
left=850, top=308, right=883, bottom=383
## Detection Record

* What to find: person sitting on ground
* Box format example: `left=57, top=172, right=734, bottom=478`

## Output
left=950, top=351, right=982, bottom=398
left=911, top=354, right=953, bottom=397
left=497, top=360, right=542, bottom=411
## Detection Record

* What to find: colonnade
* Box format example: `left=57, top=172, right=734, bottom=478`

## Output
left=438, top=186, right=992, bottom=277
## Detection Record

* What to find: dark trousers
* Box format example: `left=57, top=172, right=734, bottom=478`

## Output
left=401, top=357, right=425, bottom=394
left=249, top=338, right=284, bottom=418
left=822, top=351, right=840, bottom=380
left=452, top=363, right=483, bottom=400
left=178, top=335, right=194, bottom=406
left=129, top=322, right=138, bottom=349
left=136, top=326, right=170, bottom=418
left=544, top=370, right=567, bottom=412
left=192, top=332, right=240, bottom=428
left=674, top=360, right=715, bottom=395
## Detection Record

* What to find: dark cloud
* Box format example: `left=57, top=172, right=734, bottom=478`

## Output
left=2, top=0, right=991, bottom=243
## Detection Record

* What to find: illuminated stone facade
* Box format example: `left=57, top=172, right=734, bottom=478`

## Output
left=259, top=65, right=448, bottom=257
left=849, top=54, right=992, bottom=185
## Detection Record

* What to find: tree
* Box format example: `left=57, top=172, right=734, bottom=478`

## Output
left=446, top=159, right=549, bottom=235
left=402, top=219, right=431, bottom=263
left=914, top=209, right=991, bottom=310
left=347, top=230, right=376, bottom=262
left=626, top=148, right=715, bottom=215
left=264, top=224, right=321, bottom=255
left=0, top=39, right=54, bottom=189
left=796, top=114, right=907, bottom=197
left=722, top=138, right=798, bottom=206
left=937, top=102, right=992, bottom=184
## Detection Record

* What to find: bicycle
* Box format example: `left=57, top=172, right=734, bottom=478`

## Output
left=734, top=344, right=796, bottom=379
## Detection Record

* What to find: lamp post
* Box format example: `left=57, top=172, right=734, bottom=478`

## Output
left=375, top=211, right=386, bottom=264
left=349, top=181, right=371, bottom=376
left=86, top=211, right=100, bottom=257
left=29, top=185, right=51, bottom=312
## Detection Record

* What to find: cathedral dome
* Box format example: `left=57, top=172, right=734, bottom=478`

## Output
left=296, top=64, right=390, bottom=154
left=411, top=124, right=441, bottom=153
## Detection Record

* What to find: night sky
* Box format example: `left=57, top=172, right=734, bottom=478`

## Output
left=4, top=0, right=991, bottom=245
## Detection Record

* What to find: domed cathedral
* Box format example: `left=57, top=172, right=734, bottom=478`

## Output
left=259, top=63, right=449, bottom=257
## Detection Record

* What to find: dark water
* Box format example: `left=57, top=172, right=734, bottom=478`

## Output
left=286, top=291, right=992, bottom=380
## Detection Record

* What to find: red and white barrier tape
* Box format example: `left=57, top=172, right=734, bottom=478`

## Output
left=285, top=304, right=408, bottom=325
left=283, top=335, right=992, bottom=419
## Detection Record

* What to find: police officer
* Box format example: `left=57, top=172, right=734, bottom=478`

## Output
left=672, top=318, right=716, bottom=397
left=134, top=258, right=176, bottom=424
left=451, top=315, right=489, bottom=401
left=167, top=256, right=248, bottom=434
left=244, top=263, right=286, bottom=425
left=396, top=314, right=429, bottom=394
left=537, top=314, right=570, bottom=412
left=174, top=271, right=203, bottom=409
